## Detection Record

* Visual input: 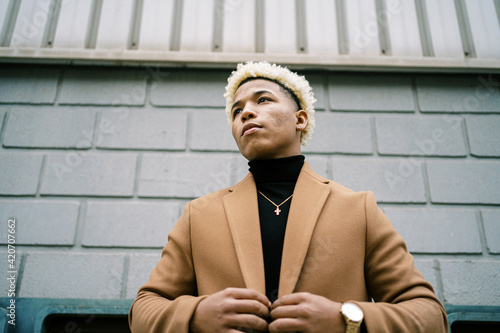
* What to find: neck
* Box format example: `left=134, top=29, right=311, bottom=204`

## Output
left=249, top=155, right=305, bottom=184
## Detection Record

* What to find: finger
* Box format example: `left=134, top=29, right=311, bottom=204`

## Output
left=268, top=317, right=303, bottom=333
left=269, top=304, right=301, bottom=321
left=226, top=313, right=269, bottom=332
left=230, top=299, right=271, bottom=318
left=226, top=288, right=271, bottom=307
left=271, top=292, right=309, bottom=309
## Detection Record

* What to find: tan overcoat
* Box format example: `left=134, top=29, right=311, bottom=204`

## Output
left=129, top=163, right=448, bottom=332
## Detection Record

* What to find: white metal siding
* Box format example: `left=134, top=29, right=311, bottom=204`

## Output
left=0, top=0, right=499, bottom=71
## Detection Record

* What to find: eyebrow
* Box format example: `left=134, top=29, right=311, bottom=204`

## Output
left=231, top=90, right=274, bottom=110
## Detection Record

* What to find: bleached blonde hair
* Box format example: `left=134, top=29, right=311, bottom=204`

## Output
left=224, top=61, right=316, bottom=146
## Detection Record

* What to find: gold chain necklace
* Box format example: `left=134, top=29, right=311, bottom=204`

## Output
left=258, top=191, right=293, bottom=216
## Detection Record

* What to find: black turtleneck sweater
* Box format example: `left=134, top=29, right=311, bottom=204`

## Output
left=248, top=155, right=304, bottom=302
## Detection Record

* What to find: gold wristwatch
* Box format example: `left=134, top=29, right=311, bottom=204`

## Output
left=340, top=302, right=364, bottom=333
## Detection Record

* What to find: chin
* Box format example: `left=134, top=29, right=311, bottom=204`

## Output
left=243, top=151, right=276, bottom=161
left=239, top=141, right=289, bottom=161
left=241, top=151, right=265, bottom=161
left=242, top=153, right=260, bottom=161
left=239, top=144, right=267, bottom=161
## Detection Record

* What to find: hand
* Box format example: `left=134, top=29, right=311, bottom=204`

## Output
left=190, top=287, right=271, bottom=333
left=268, top=292, right=345, bottom=333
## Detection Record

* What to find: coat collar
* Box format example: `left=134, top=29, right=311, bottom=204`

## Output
left=222, top=162, right=330, bottom=297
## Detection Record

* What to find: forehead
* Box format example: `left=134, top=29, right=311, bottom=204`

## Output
left=233, top=79, right=286, bottom=99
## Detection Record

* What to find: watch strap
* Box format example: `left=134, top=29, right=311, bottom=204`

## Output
left=345, top=320, right=362, bottom=333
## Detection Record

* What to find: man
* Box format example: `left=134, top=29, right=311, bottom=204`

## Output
left=129, top=62, right=448, bottom=332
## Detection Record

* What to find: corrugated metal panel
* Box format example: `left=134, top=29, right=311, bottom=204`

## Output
left=222, top=0, right=256, bottom=53
left=96, top=0, right=135, bottom=50
left=306, top=0, right=338, bottom=55
left=426, top=0, right=464, bottom=58
left=0, top=0, right=18, bottom=46
left=265, top=0, right=296, bottom=54
left=346, top=0, right=381, bottom=56
left=139, top=0, right=175, bottom=51
left=388, top=0, right=422, bottom=57
left=52, top=1, right=92, bottom=49
left=0, top=0, right=499, bottom=71
left=465, top=0, right=500, bottom=58
left=180, top=0, right=215, bottom=52
left=10, top=0, right=48, bottom=47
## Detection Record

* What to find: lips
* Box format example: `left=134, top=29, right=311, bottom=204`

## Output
left=241, top=122, right=262, bottom=136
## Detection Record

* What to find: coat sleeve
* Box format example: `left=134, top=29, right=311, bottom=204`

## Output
left=128, top=202, right=208, bottom=333
left=356, top=191, right=449, bottom=333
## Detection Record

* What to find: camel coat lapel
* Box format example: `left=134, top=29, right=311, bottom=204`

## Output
left=279, top=163, right=330, bottom=297
left=223, top=163, right=330, bottom=298
left=223, top=173, right=266, bottom=295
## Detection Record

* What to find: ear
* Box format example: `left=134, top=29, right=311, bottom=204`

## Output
left=295, top=110, right=308, bottom=131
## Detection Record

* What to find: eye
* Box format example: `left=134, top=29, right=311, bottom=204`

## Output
left=232, top=108, right=242, bottom=118
left=258, top=97, right=269, bottom=103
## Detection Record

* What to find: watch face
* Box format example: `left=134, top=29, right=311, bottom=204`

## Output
left=343, top=303, right=364, bottom=322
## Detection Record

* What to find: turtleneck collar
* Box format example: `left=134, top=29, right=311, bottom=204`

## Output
left=248, top=155, right=305, bottom=184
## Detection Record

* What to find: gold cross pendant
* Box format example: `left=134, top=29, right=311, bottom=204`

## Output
left=258, top=191, right=293, bottom=217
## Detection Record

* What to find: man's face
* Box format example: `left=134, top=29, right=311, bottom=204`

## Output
left=231, top=79, right=307, bottom=161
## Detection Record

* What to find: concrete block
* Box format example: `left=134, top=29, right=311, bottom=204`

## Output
left=305, top=73, right=326, bottom=110
left=413, top=259, right=440, bottom=295
left=41, top=153, right=136, bottom=197
left=440, top=260, right=500, bottom=306
left=234, top=154, right=251, bottom=183
left=481, top=209, right=500, bottom=254
left=0, top=109, right=6, bottom=146
left=416, top=75, right=500, bottom=113
left=0, top=108, right=6, bottom=132
left=83, top=201, right=179, bottom=247
left=427, top=161, right=500, bottom=204
left=332, top=158, right=426, bottom=203
left=139, top=153, right=234, bottom=198
left=189, top=109, right=238, bottom=151
left=376, top=116, right=466, bottom=156
left=385, top=208, right=481, bottom=254
left=3, top=107, right=96, bottom=149
left=466, top=116, right=500, bottom=157
left=59, top=67, right=147, bottom=106
left=150, top=70, right=229, bottom=107
left=303, top=113, right=372, bottom=154
left=329, top=74, right=414, bottom=112
left=126, top=253, right=161, bottom=299
left=0, top=200, right=79, bottom=245
left=20, top=253, right=125, bottom=299
left=0, top=67, right=59, bottom=104
left=97, top=108, right=187, bottom=150
left=0, top=154, right=43, bottom=195
left=303, top=155, right=329, bottom=179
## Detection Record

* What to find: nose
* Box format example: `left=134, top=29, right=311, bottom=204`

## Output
left=240, top=107, right=256, bottom=122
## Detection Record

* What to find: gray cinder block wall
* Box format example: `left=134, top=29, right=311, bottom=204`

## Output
left=0, top=64, right=499, bottom=309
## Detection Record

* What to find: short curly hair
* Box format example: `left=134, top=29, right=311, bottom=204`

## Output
left=224, top=61, right=316, bottom=146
